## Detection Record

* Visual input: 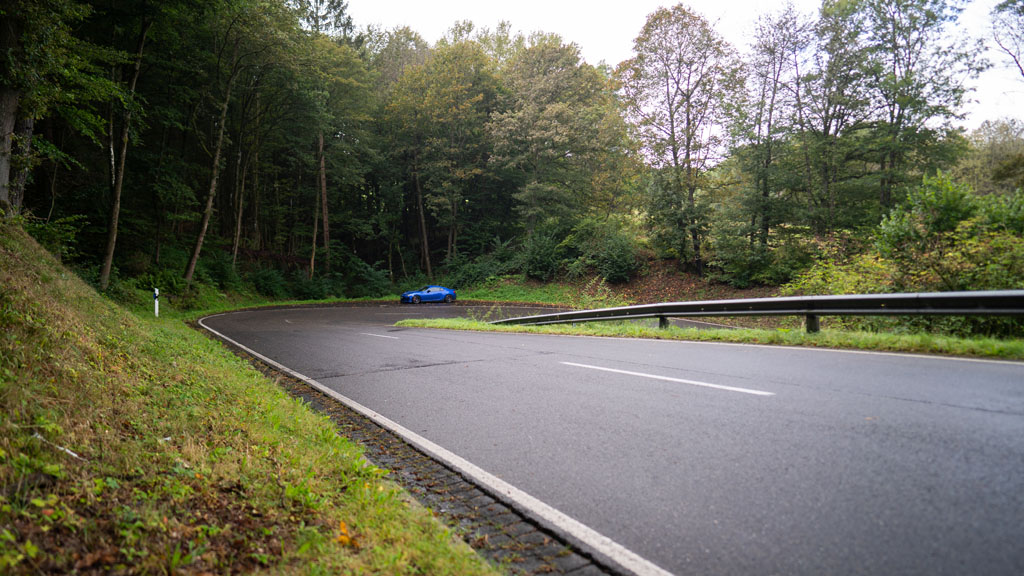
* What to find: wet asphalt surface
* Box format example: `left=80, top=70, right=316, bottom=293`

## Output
left=202, top=302, right=1024, bottom=576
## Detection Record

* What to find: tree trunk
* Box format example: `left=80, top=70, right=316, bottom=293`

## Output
left=689, top=182, right=704, bottom=277
left=760, top=141, right=772, bottom=246
left=0, top=11, right=21, bottom=216
left=250, top=91, right=260, bottom=250
left=447, top=198, right=456, bottom=260
left=251, top=147, right=260, bottom=249
left=412, top=159, right=432, bottom=278
left=184, top=53, right=237, bottom=286
left=309, top=185, right=318, bottom=279
left=100, top=19, right=151, bottom=290
left=0, top=87, right=18, bottom=215
left=318, top=130, right=330, bottom=273
left=9, top=117, right=32, bottom=212
left=231, top=147, right=250, bottom=267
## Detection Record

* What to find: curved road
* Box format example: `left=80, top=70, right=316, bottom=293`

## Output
left=201, top=304, right=1024, bottom=576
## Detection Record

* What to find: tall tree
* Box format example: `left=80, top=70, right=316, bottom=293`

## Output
left=0, top=0, right=100, bottom=216
left=366, top=26, right=431, bottom=96
left=952, top=118, right=1024, bottom=195
left=792, top=0, right=873, bottom=233
left=386, top=63, right=435, bottom=276
left=293, top=0, right=352, bottom=38
left=184, top=0, right=292, bottom=285
left=292, top=0, right=359, bottom=276
left=618, top=4, right=741, bottom=275
left=863, top=0, right=985, bottom=208
left=740, top=3, right=806, bottom=246
left=488, top=33, right=612, bottom=232
left=990, top=2, right=1024, bottom=189
left=420, top=39, right=499, bottom=260
left=99, top=1, right=154, bottom=290
left=992, top=0, right=1024, bottom=81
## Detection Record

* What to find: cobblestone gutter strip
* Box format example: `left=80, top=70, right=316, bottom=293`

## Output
left=220, top=342, right=615, bottom=576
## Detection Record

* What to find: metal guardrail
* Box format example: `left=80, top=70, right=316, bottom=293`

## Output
left=491, top=290, right=1024, bottom=333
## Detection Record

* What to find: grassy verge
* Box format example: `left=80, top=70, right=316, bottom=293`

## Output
left=458, top=280, right=574, bottom=305
left=395, top=317, right=1024, bottom=361
left=0, top=222, right=496, bottom=574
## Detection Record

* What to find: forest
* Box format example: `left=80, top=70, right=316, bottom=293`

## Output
left=1, top=0, right=1023, bottom=317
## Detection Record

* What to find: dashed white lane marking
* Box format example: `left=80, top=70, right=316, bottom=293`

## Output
left=562, top=361, right=775, bottom=397
left=360, top=332, right=399, bottom=339
left=198, top=313, right=673, bottom=576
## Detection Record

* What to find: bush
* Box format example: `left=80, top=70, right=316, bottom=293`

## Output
left=134, top=267, right=189, bottom=295
left=248, top=267, right=289, bottom=299
left=440, top=238, right=519, bottom=290
left=561, top=218, right=640, bottom=284
left=593, top=233, right=638, bottom=284
left=784, top=175, right=1024, bottom=337
left=289, top=271, right=329, bottom=300
left=335, top=251, right=391, bottom=298
left=22, top=214, right=88, bottom=263
left=200, top=251, right=243, bottom=291
left=517, top=232, right=563, bottom=281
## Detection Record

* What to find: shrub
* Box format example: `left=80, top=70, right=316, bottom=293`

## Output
left=561, top=218, right=640, bottom=284
left=289, top=271, right=329, bottom=300
left=335, top=252, right=391, bottom=298
left=134, top=267, right=189, bottom=295
left=440, top=238, right=519, bottom=290
left=200, top=251, right=243, bottom=291
left=784, top=175, right=1024, bottom=337
left=517, top=232, right=563, bottom=281
left=22, top=214, right=88, bottom=263
left=248, top=267, right=289, bottom=299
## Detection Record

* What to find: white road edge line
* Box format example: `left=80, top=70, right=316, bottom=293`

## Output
left=198, top=314, right=672, bottom=576
left=562, top=361, right=775, bottom=397
left=360, top=332, right=399, bottom=340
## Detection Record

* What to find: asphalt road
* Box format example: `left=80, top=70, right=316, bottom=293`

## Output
left=202, top=304, right=1024, bottom=576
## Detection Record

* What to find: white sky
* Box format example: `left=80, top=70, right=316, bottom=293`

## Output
left=348, top=0, right=1022, bottom=131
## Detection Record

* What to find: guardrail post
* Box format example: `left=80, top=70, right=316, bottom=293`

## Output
left=805, top=314, right=819, bottom=333
left=658, top=316, right=669, bottom=329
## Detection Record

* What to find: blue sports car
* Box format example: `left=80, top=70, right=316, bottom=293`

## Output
left=400, top=285, right=457, bottom=304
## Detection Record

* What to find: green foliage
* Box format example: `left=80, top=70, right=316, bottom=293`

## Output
left=710, top=235, right=814, bottom=288
left=457, top=274, right=573, bottom=304
left=440, top=236, right=519, bottom=289
left=561, top=218, right=640, bottom=284
left=133, top=268, right=188, bottom=295
left=199, top=252, right=243, bottom=291
left=21, top=215, right=87, bottom=262
left=518, top=231, right=564, bottom=281
left=5, top=0, right=1004, bottom=322
left=568, top=275, right=630, bottom=309
left=249, top=266, right=289, bottom=299
left=876, top=174, right=978, bottom=261
left=786, top=175, right=1024, bottom=336
left=288, top=270, right=330, bottom=300
left=334, top=251, right=391, bottom=298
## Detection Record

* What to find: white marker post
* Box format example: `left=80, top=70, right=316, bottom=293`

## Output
left=154, top=288, right=159, bottom=318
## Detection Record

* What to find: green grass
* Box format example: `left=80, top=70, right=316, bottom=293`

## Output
left=395, top=317, right=1024, bottom=361
left=0, top=222, right=497, bottom=575
left=456, top=276, right=575, bottom=305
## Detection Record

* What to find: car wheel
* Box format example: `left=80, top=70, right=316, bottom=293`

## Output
left=412, top=295, right=420, bottom=304
left=444, top=294, right=452, bottom=303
